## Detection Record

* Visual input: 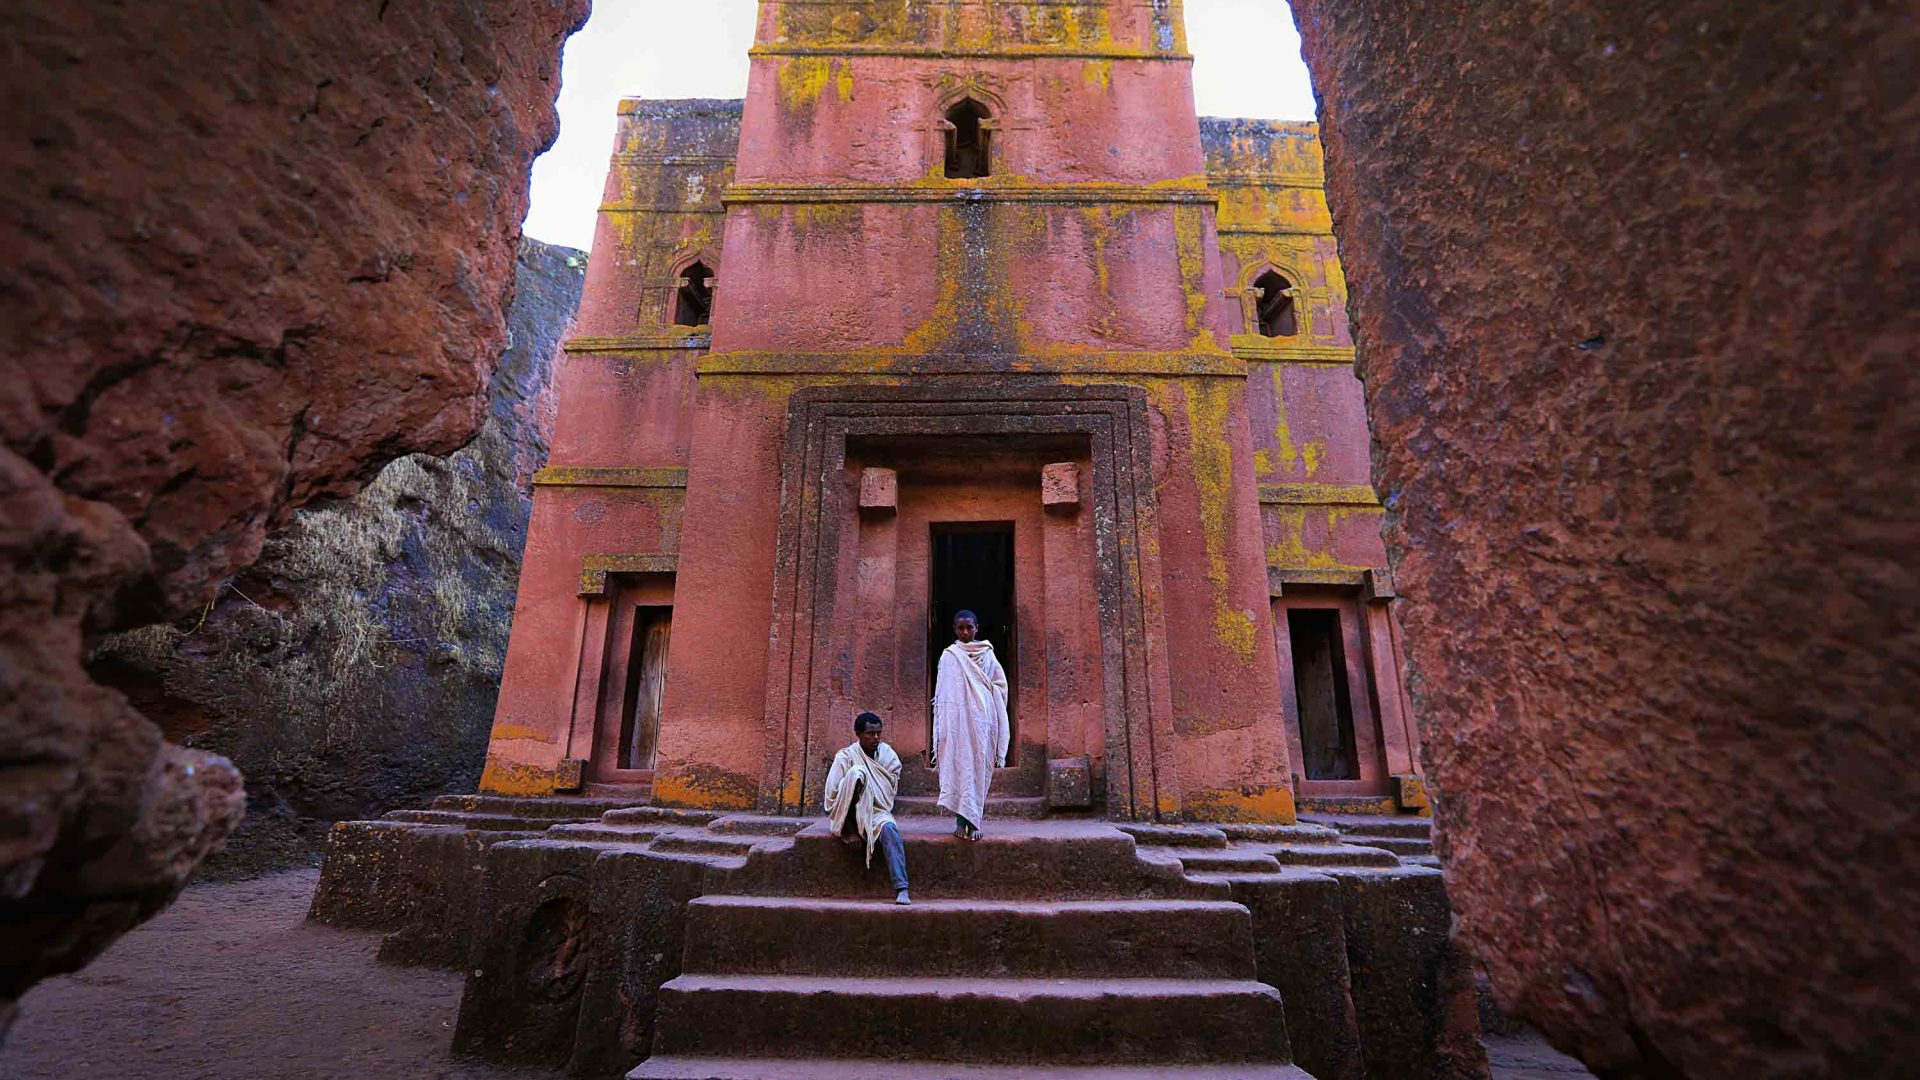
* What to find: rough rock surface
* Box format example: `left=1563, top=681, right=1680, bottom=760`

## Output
left=0, top=0, right=585, bottom=1025
left=90, top=240, right=585, bottom=875
left=1289, top=2, right=1919, bottom=1077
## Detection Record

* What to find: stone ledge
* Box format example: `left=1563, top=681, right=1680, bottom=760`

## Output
left=1257, top=482, right=1381, bottom=507
left=698, top=351, right=1245, bottom=378
left=1230, top=338, right=1356, bottom=364
left=534, top=466, right=690, bottom=489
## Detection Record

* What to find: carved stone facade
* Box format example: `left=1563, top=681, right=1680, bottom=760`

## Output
left=480, top=4, right=1420, bottom=822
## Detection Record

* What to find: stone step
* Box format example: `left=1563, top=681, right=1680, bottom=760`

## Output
left=382, top=810, right=554, bottom=831
left=428, top=793, right=646, bottom=819
left=653, top=833, right=768, bottom=857
left=1302, top=813, right=1433, bottom=839
left=603, top=806, right=726, bottom=826
left=708, top=814, right=814, bottom=836
left=1115, top=823, right=1231, bottom=848
left=1296, top=795, right=1400, bottom=816
left=723, top=824, right=1221, bottom=901
left=1342, top=835, right=1433, bottom=856
left=631, top=1058, right=1316, bottom=1080
left=543, top=822, right=663, bottom=845
left=1168, top=848, right=1285, bottom=874
left=1265, top=842, right=1401, bottom=868
left=895, top=795, right=1048, bottom=819
left=1216, top=822, right=1343, bottom=844
left=680, top=895, right=1255, bottom=980
left=653, top=975, right=1292, bottom=1064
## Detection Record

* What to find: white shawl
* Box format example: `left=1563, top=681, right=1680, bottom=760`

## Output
left=823, top=740, right=902, bottom=867
left=933, top=640, right=1010, bottom=827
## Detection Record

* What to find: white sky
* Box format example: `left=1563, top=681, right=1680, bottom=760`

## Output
left=522, top=0, right=1315, bottom=250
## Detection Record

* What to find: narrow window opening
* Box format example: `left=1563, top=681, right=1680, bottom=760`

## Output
left=943, top=99, right=991, bottom=180
left=1254, top=270, right=1299, bottom=337
left=672, top=261, right=713, bottom=326
left=617, top=605, right=672, bottom=769
left=1287, top=608, right=1358, bottom=780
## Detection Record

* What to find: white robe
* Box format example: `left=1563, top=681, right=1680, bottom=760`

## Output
left=823, top=740, right=901, bottom=868
left=933, top=640, right=1010, bottom=827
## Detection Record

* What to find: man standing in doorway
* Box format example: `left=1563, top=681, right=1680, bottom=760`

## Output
left=824, top=711, right=910, bottom=905
left=934, top=609, right=1010, bottom=841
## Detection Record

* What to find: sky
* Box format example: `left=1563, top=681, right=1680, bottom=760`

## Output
left=522, top=0, right=1316, bottom=250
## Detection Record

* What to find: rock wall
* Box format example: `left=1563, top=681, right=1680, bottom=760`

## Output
left=1288, top=2, right=1919, bottom=1077
left=92, top=240, right=585, bottom=876
left=0, top=0, right=586, bottom=1025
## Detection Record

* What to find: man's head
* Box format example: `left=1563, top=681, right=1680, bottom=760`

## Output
left=854, top=711, right=884, bottom=753
left=953, top=609, right=978, bottom=643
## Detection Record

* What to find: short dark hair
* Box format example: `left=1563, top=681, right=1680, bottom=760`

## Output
left=853, top=711, right=883, bottom=734
left=953, top=609, right=978, bottom=626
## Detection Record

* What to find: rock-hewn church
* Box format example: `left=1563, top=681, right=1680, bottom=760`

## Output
left=315, top=4, right=1475, bottom=1077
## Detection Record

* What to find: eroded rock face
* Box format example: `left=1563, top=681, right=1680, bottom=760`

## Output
left=1289, top=2, right=1920, bottom=1077
left=91, top=240, right=585, bottom=874
left=0, top=0, right=585, bottom=1022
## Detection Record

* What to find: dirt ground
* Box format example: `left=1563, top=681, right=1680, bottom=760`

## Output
left=3, top=867, right=1594, bottom=1079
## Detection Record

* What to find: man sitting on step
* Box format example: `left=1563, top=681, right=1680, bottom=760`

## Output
left=824, top=711, right=911, bottom=905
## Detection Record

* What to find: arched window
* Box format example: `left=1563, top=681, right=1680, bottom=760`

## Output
left=672, top=260, right=713, bottom=326
left=943, top=99, right=991, bottom=179
left=1254, top=270, right=1298, bottom=337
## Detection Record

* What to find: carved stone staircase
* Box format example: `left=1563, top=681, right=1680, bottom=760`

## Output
left=314, top=801, right=1482, bottom=1079
left=628, top=817, right=1311, bottom=1080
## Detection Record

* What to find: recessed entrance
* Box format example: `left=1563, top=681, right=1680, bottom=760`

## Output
left=618, top=606, right=672, bottom=769
left=927, top=522, right=1016, bottom=761
left=1287, top=608, right=1358, bottom=780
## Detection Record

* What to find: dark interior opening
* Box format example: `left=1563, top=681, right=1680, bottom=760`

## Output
left=617, top=605, right=672, bottom=769
left=1254, top=269, right=1298, bottom=337
left=928, top=522, right=1016, bottom=761
left=943, top=99, right=991, bottom=179
left=672, top=261, right=712, bottom=326
left=1288, top=608, right=1358, bottom=779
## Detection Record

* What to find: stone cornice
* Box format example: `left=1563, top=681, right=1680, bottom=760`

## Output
left=1206, top=174, right=1325, bottom=190
left=1230, top=338, right=1356, bottom=365
left=697, top=351, right=1245, bottom=378
left=579, top=553, right=679, bottom=596
left=749, top=45, right=1191, bottom=62
left=534, top=467, right=690, bottom=490
left=723, top=181, right=1217, bottom=207
left=564, top=330, right=712, bottom=353
left=1257, top=482, right=1381, bottom=508
left=595, top=204, right=728, bottom=215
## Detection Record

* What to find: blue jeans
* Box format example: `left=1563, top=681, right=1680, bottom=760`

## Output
left=873, top=821, right=909, bottom=893
left=840, top=793, right=909, bottom=893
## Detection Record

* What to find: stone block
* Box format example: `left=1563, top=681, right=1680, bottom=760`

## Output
left=566, top=849, right=714, bottom=1076
left=1393, top=773, right=1431, bottom=813
left=1040, top=461, right=1080, bottom=511
left=1328, top=866, right=1488, bottom=1080
left=1227, top=871, right=1366, bottom=1080
left=1364, top=566, right=1396, bottom=601
left=452, top=839, right=603, bottom=1065
left=555, top=757, right=586, bottom=792
left=308, top=820, right=443, bottom=931
left=1046, top=755, right=1093, bottom=808
left=858, top=467, right=897, bottom=514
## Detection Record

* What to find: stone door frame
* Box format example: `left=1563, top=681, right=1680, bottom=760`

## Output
left=756, top=382, right=1182, bottom=821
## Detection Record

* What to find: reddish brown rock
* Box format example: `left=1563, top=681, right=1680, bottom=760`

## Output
left=0, top=0, right=585, bottom=1022
left=1290, top=1, right=1920, bottom=1076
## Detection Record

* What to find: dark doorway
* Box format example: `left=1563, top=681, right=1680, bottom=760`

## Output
left=618, top=606, right=672, bottom=769
left=1287, top=609, right=1357, bottom=779
left=927, top=522, right=1016, bottom=759
left=943, top=99, right=991, bottom=179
